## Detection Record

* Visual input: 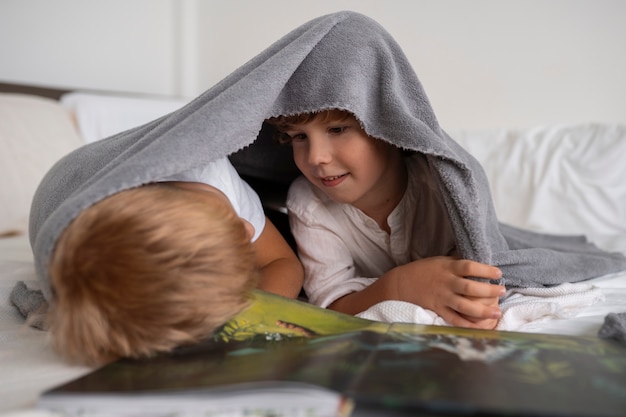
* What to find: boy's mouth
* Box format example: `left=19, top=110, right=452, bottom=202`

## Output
left=319, top=173, right=348, bottom=187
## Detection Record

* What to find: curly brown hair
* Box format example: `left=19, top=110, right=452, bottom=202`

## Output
left=266, top=109, right=354, bottom=144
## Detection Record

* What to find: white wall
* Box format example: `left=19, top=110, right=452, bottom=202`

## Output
left=195, top=0, right=626, bottom=129
left=1, top=0, right=625, bottom=129
left=0, top=0, right=180, bottom=96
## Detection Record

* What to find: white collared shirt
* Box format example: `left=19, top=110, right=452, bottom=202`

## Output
left=287, top=154, right=456, bottom=308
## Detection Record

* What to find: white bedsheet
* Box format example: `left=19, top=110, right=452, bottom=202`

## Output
left=1, top=234, right=625, bottom=415
left=0, top=235, right=91, bottom=415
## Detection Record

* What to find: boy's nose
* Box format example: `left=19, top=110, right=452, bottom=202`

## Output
left=307, top=136, right=333, bottom=166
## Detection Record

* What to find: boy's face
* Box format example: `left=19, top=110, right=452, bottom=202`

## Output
left=169, top=182, right=255, bottom=240
left=284, top=112, right=405, bottom=213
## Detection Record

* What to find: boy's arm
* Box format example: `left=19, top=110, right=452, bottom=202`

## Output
left=328, top=257, right=505, bottom=330
left=252, top=217, right=304, bottom=299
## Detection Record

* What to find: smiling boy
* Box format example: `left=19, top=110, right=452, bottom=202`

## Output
left=269, top=110, right=504, bottom=330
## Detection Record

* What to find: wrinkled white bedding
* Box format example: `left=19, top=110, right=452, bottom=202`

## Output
left=2, top=234, right=626, bottom=414
left=450, top=124, right=626, bottom=248
left=0, top=235, right=91, bottom=415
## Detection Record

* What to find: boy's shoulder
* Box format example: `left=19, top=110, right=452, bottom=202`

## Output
left=286, top=176, right=337, bottom=220
left=286, top=176, right=317, bottom=209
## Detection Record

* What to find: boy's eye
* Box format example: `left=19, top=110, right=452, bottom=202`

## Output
left=328, top=126, right=348, bottom=135
left=288, top=133, right=307, bottom=142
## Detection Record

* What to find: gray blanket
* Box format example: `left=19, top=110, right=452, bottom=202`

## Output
left=23, top=11, right=626, bottom=305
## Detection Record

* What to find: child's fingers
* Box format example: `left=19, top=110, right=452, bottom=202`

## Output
left=448, top=295, right=501, bottom=321
left=453, top=259, right=502, bottom=280
left=453, top=278, right=506, bottom=298
left=440, top=305, right=500, bottom=330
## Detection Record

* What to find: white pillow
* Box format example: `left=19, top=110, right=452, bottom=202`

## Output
left=449, top=124, right=626, bottom=252
left=0, top=93, right=84, bottom=236
left=60, top=92, right=188, bottom=143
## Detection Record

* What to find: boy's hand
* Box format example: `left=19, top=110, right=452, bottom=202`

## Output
left=390, top=257, right=504, bottom=330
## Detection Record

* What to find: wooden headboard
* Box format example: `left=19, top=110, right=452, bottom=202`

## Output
left=0, top=82, right=71, bottom=100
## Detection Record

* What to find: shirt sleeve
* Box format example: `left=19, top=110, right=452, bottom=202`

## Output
left=287, top=177, right=376, bottom=308
left=219, top=159, right=266, bottom=243
left=157, top=158, right=266, bottom=243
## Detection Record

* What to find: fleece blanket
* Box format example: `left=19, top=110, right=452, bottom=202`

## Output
left=18, top=12, right=626, bottom=318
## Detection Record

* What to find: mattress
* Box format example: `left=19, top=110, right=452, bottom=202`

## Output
left=2, top=233, right=626, bottom=414
left=0, top=235, right=91, bottom=414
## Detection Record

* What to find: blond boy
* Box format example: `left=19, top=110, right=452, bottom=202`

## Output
left=46, top=158, right=302, bottom=365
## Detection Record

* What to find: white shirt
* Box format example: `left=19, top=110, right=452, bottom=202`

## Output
left=287, top=154, right=456, bottom=308
left=160, top=158, right=265, bottom=242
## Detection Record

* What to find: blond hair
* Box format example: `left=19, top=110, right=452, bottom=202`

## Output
left=48, top=182, right=258, bottom=365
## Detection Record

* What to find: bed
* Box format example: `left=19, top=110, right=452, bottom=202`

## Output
left=1, top=82, right=625, bottom=415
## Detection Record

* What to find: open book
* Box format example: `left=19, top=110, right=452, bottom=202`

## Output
left=39, top=290, right=626, bottom=417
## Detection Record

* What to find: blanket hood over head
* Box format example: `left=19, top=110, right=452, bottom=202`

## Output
left=30, top=11, right=626, bottom=300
